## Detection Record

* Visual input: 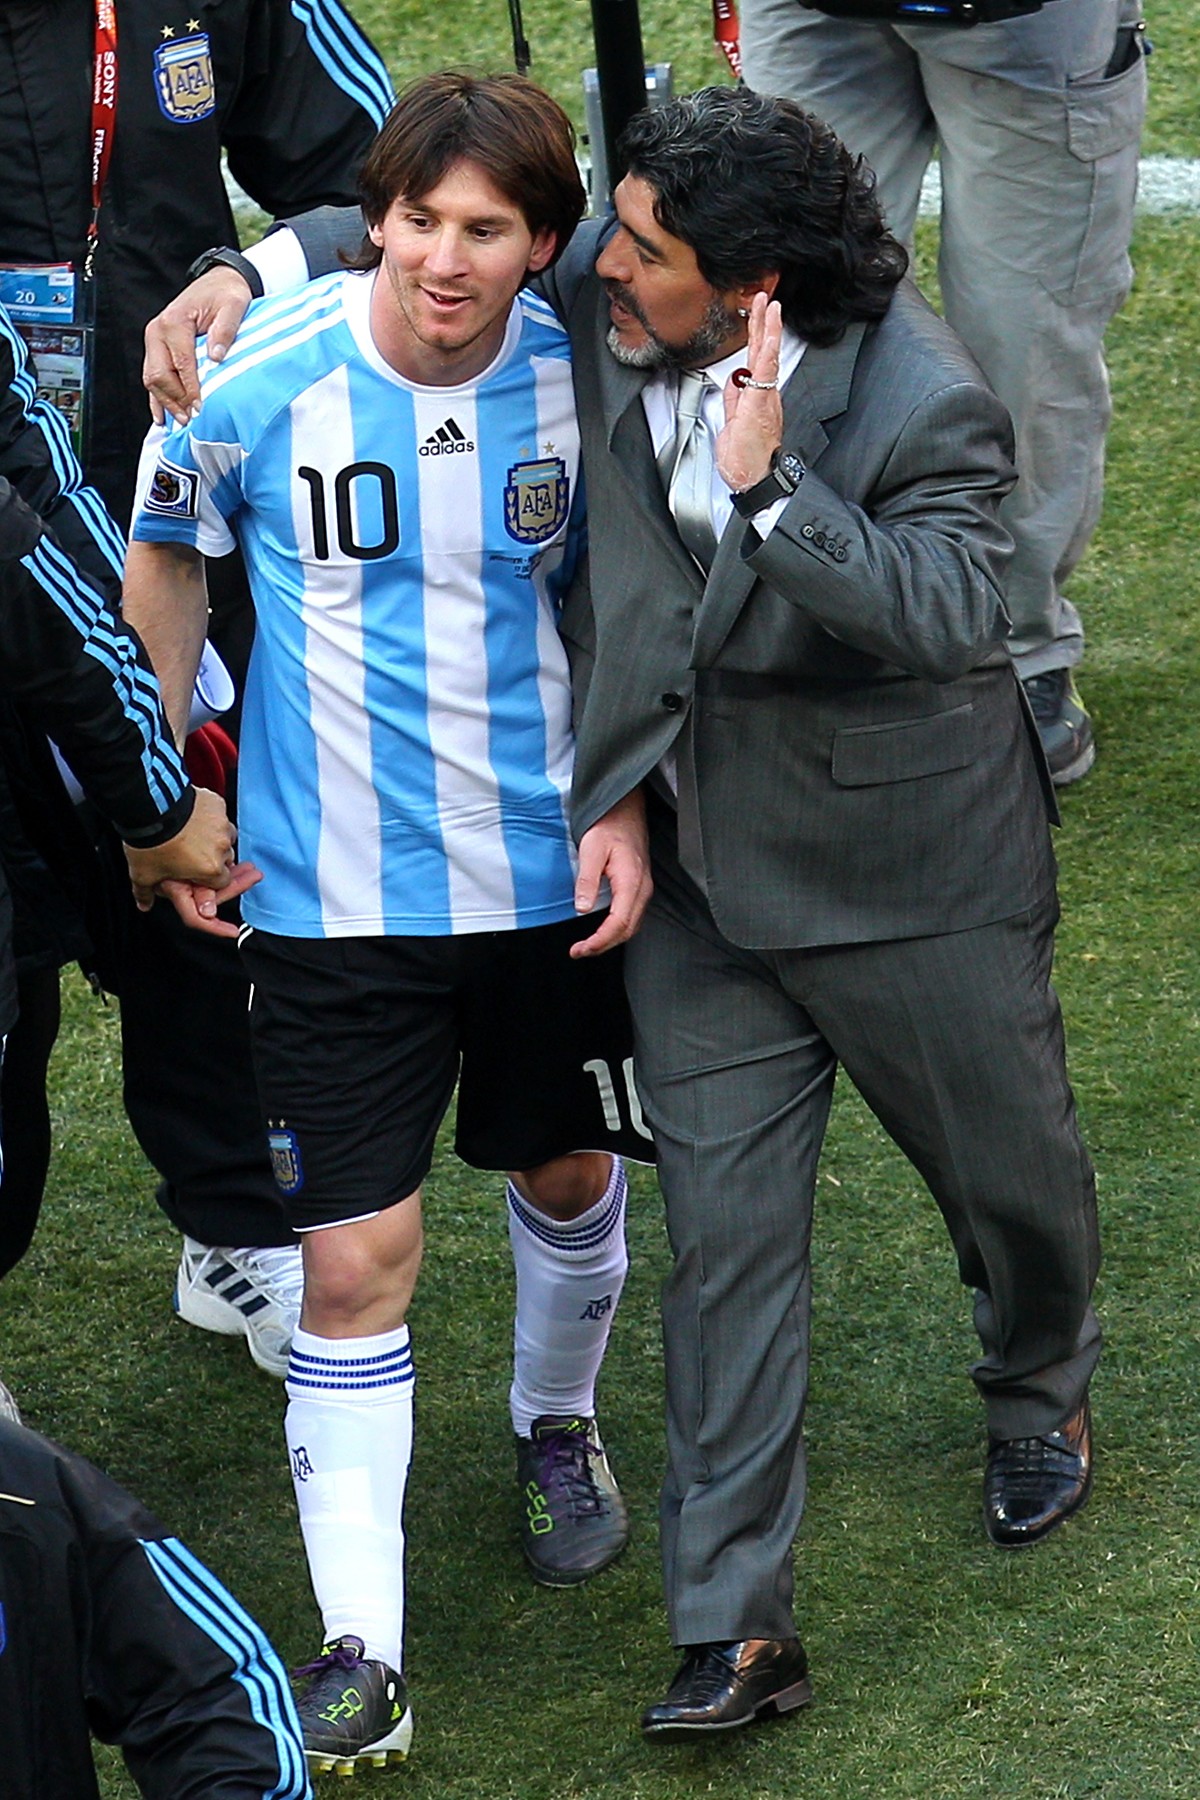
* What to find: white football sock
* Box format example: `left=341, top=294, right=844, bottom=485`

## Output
left=285, top=1323, right=413, bottom=1671
left=507, top=1157, right=628, bottom=1436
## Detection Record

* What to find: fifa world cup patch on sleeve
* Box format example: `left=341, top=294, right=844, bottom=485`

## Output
left=144, top=460, right=199, bottom=520
left=268, top=1125, right=305, bottom=1195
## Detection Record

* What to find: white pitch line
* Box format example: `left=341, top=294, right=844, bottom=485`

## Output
left=1135, top=153, right=1200, bottom=211
left=918, top=153, right=1200, bottom=217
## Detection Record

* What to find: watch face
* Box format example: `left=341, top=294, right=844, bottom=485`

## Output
left=776, top=452, right=804, bottom=487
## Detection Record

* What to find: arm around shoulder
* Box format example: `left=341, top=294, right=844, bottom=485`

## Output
left=532, top=217, right=611, bottom=323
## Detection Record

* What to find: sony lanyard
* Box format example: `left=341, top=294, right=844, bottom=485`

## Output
left=85, top=0, right=118, bottom=284
left=0, top=3, right=115, bottom=458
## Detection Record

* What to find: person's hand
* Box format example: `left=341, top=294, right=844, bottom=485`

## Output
left=571, top=789, right=653, bottom=957
left=143, top=267, right=253, bottom=425
left=715, top=290, right=784, bottom=493
left=125, top=789, right=261, bottom=938
left=155, top=864, right=263, bottom=939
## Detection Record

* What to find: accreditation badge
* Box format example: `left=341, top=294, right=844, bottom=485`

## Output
left=0, top=265, right=90, bottom=459
left=154, top=32, right=217, bottom=123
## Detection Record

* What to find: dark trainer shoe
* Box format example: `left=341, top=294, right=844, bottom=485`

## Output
left=293, top=1635, right=413, bottom=1776
left=983, top=1398, right=1093, bottom=1548
left=516, top=1414, right=629, bottom=1586
left=642, top=1637, right=813, bottom=1741
left=1021, top=668, right=1095, bottom=787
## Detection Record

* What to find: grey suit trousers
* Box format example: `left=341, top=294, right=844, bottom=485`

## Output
left=738, top=0, right=1146, bottom=676
left=626, top=807, right=1100, bottom=1646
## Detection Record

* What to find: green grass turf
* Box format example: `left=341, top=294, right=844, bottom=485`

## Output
left=4, top=7, right=1200, bottom=1796
left=353, top=0, right=1200, bottom=155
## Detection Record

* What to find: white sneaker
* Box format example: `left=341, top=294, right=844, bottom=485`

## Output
left=174, top=1238, right=303, bottom=1377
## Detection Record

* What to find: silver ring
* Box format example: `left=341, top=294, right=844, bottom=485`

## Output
left=742, top=377, right=778, bottom=391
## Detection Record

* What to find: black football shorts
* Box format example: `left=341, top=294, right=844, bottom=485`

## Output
left=239, top=915, right=653, bottom=1229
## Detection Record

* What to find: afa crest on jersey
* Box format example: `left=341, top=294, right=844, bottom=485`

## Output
left=154, top=33, right=216, bottom=123
left=504, top=456, right=569, bottom=545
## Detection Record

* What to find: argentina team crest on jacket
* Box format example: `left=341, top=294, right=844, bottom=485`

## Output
left=154, top=32, right=217, bottom=123
left=504, top=455, right=569, bottom=544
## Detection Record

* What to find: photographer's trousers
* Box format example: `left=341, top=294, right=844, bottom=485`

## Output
left=738, top=0, right=1147, bottom=677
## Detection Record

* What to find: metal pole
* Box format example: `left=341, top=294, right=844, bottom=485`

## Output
left=587, top=0, right=647, bottom=194
left=508, top=0, right=531, bottom=75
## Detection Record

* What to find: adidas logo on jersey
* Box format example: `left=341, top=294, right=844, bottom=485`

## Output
left=419, top=418, right=475, bottom=456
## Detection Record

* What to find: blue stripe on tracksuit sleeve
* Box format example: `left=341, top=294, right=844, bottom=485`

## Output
left=0, top=308, right=127, bottom=578
left=290, top=0, right=395, bottom=128
left=22, top=534, right=187, bottom=805
left=19, top=536, right=189, bottom=811
left=141, top=1538, right=311, bottom=1800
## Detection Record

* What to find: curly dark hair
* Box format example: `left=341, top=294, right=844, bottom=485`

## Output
left=618, top=88, right=908, bottom=346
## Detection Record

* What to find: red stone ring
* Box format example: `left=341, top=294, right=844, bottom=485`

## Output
left=732, top=367, right=778, bottom=391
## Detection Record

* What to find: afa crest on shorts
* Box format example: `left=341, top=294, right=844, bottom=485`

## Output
left=504, top=456, right=569, bottom=545
left=154, top=33, right=217, bottom=123
left=268, top=1126, right=305, bottom=1196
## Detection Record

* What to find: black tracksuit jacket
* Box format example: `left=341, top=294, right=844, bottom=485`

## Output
left=0, top=321, right=195, bottom=1031
left=0, top=0, right=390, bottom=527
left=0, top=1418, right=309, bottom=1799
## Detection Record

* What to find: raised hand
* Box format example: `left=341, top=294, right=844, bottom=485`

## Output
left=715, top=291, right=784, bottom=494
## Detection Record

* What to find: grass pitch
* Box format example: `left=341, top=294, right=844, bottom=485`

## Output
left=3, top=4, right=1199, bottom=1796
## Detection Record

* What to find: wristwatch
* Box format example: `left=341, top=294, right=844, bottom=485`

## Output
left=731, top=448, right=805, bottom=518
left=183, top=245, right=265, bottom=300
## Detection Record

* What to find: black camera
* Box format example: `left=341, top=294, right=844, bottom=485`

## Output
left=800, top=0, right=1057, bottom=24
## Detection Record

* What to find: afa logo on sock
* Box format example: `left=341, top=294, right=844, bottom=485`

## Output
left=291, top=1445, right=314, bottom=1483
left=268, top=1123, right=304, bottom=1194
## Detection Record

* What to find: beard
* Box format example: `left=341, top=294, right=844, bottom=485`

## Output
left=603, top=284, right=744, bottom=371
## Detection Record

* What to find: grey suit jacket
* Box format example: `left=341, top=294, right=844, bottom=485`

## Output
left=286, top=208, right=1057, bottom=953
left=540, top=223, right=1057, bottom=951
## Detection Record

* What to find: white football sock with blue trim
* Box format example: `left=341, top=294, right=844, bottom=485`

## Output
left=285, top=1323, right=413, bottom=1671
left=507, top=1157, right=628, bottom=1436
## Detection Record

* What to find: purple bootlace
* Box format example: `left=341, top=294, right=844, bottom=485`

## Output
left=535, top=1425, right=605, bottom=1517
left=292, top=1636, right=365, bottom=1682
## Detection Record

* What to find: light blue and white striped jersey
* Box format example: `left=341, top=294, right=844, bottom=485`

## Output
left=133, top=271, right=585, bottom=939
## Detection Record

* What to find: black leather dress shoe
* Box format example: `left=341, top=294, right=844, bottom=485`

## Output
left=983, top=1397, right=1092, bottom=1547
left=641, top=1637, right=812, bottom=1740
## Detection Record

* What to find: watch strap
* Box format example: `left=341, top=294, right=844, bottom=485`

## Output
left=732, top=450, right=803, bottom=519
left=183, top=245, right=265, bottom=300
